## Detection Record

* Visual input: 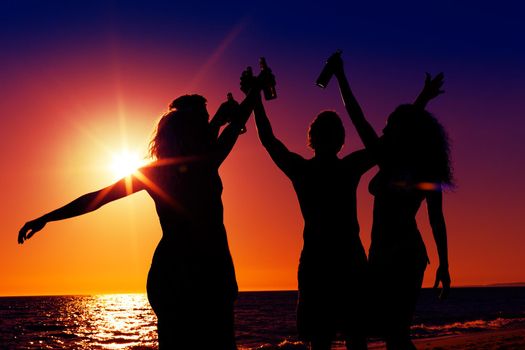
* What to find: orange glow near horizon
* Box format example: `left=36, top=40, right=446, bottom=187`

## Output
left=3, top=76, right=525, bottom=296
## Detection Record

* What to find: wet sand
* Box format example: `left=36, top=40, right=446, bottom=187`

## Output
left=366, top=326, right=525, bottom=350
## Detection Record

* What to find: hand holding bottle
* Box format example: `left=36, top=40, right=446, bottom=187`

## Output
left=240, top=58, right=277, bottom=101
left=240, top=66, right=256, bottom=95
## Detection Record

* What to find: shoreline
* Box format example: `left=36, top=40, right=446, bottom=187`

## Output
left=364, top=326, right=525, bottom=350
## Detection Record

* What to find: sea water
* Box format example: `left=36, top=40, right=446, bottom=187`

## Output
left=1, top=288, right=525, bottom=349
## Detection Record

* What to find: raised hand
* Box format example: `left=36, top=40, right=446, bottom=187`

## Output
left=424, top=72, right=445, bottom=99
left=415, top=72, right=445, bottom=108
left=433, top=264, right=451, bottom=300
left=328, top=50, right=344, bottom=76
left=209, top=93, right=242, bottom=134
left=240, top=66, right=276, bottom=96
left=18, top=218, right=46, bottom=244
left=240, top=67, right=257, bottom=95
left=219, top=93, right=241, bottom=120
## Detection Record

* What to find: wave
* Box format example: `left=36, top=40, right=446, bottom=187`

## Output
left=411, top=317, right=525, bottom=337
left=239, top=317, right=525, bottom=349
left=239, top=340, right=308, bottom=350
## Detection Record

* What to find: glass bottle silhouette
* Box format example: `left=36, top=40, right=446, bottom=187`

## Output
left=259, top=57, right=277, bottom=100
left=227, top=92, right=246, bottom=134
left=316, top=50, right=342, bottom=88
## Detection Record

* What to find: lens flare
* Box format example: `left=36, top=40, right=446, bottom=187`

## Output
left=110, top=151, right=147, bottom=179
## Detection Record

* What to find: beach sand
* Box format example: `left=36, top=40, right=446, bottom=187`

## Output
left=242, top=322, right=525, bottom=349
left=267, top=327, right=525, bottom=349
left=365, top=327, right=525, bottom=350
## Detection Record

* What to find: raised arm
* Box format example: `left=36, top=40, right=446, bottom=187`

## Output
left=426, top=190, right=451, bottom=299
left=253, top=95, right=304, bottom=176
left=18, top=171, right=148, bottom=244
left=331, top=54, right=379, bottom=150
left=212, top=87, right=260, bottom=166
left=235, top=67, right=303, bottom=176
left=414, top=72, right=445, bottom=109
left=208, top=99, right=231, bottom=140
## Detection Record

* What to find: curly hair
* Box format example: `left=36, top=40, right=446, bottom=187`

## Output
left=307, top=110, right=345, bottom=153
left=383, top=104, right=453, bottom=186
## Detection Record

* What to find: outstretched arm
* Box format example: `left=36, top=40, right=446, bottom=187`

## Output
left=18, top=172, right=148, bottom=244
left=332, top=54, right=379, bottom=150
left=426, top=190, right=451, bottom=299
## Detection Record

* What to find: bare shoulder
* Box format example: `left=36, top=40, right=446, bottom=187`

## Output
left=133, top=160, right=161, bottom=185
left=341, top=149, right=375, bottom=173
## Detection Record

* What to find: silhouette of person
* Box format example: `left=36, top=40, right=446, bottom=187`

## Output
left=331, top=55, right=452, bottom=350
left=18, top=90, right=260, bottom=349
left=241, top=69, right=374, bottom=350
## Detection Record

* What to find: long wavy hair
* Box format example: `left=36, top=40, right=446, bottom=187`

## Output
left=382, top=104, right=453, bottom=187
left=149, top=95, right=210, bottom=159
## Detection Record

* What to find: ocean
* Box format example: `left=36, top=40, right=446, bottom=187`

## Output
left=1, top=288, right=525, bottom=349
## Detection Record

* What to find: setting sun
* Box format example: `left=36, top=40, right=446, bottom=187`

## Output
left=110, top=150, right=148, bottom=179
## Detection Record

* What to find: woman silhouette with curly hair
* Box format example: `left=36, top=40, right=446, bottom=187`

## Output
left=332, top=54, right=452, bottom=350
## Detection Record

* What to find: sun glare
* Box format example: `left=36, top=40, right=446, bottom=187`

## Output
left=110, top=151, right=147, bottom=179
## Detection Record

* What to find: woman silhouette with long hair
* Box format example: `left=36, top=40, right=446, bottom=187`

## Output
left=332, top=55, right=452, bottom=350
left=18, top=91, right=258, bottom=349
left=242, top=70, right=374, bottom=350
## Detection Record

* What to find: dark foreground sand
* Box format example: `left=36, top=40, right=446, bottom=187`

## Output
left=367, top=327, right=525, bottom=350
left=251, top=326, right=525, bottom=349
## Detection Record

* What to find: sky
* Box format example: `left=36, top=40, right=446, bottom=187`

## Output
left=1, top=0, right=524, bottom=296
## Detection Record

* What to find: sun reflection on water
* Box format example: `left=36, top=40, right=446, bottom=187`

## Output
left=6, top=294, right=158, bottom=349
left=78, top=294, right=157, bottom=349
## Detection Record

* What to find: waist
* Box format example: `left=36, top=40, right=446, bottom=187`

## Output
left=370, top=228, right=426, bottom=257
left=302, top=233, right=366, bottom=258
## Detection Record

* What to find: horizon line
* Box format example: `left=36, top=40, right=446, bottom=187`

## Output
left=3, top=283, right=525, bottom=298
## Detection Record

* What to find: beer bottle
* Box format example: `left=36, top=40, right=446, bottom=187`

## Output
left=259, top=57, right=277, bottom=100
left=316, top=50, right=342, bottom=88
